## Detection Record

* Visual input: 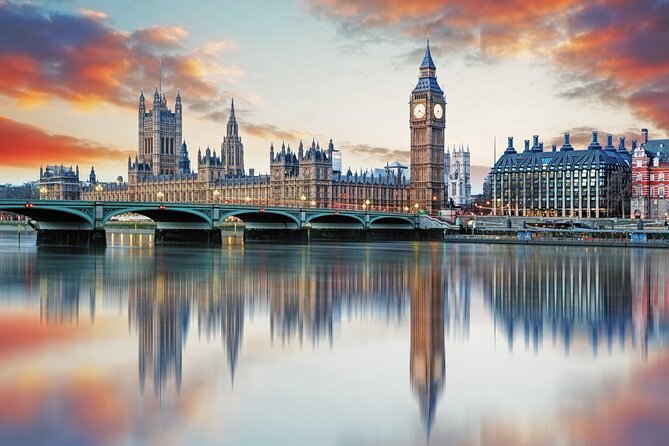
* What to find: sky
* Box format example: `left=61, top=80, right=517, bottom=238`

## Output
left=1, top=0, right=668, bottom=192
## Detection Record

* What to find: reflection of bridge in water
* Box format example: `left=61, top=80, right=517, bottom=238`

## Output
left=0, top=199, right=439, bottom=247
left=3, top=244, right=669, bottom=431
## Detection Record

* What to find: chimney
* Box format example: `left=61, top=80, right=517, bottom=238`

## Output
left=539, top=142, right=544, bottom=152
left=641, top=128, right=649, bottom=144
left=249, top=168, right=255, bottom=177
left=532, top=135, right=539, bottom=149
left=524, top=140, right=530, bottom=152
left=561, top=132, right=574, bottom=151
left=504, top=136, right=516, bottom=154
left=632, top=139, right=638, bottom=150
left=588, top=130, right=602, bottom=150
left=552, top=144, right=557, bottom=152
left=618, top=137, right=626, bottom=151
left=605, top=134, right=615, bottom=150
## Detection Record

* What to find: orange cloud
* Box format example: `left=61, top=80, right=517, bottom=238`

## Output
left=0, top=3, right=236, bottom=115
left=309, top=0, right=669, bottom=132
left=0, top=115, right=131, bottom=169
left=0, top=313, right=77, bottom=360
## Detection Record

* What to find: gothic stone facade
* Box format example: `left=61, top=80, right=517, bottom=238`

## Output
left=409, top=41, right=446, bottom=213
left=631, top=129, right=669, bottom=219
left=83, top=43, right=452, bottom=212
left=444, top=145, right=471, bottom=206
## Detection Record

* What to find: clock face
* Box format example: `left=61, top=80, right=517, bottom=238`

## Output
left=413, top=103, right=426, bottom=119
left=433, top=104, right=443, bottom=119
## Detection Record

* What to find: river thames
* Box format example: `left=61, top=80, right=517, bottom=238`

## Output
left=0, top=232, right=668, bottom=445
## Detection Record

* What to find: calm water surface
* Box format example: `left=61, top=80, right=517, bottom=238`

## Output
left=0, top=232, right=668, bottom=446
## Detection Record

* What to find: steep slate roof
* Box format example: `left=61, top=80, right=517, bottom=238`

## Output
left=420, top=40, right=436, bottom=69
left=492, top=139, right=631, bottom=173
left=643, top=139, right=669, bottom=163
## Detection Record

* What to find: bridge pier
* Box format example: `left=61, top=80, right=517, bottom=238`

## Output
left=154, top=228, right=222, bottom=246
left=36, top=229, right=107, bottom=248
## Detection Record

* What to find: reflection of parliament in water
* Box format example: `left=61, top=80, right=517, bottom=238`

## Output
left=20, top=245, right=669, bottom=423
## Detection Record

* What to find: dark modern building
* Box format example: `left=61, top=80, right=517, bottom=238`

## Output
left=491, top=131, right=631, bottom=217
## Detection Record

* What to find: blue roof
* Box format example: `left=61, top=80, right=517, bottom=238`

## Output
left=414, top=77, right=443, bottom=94
left=492, top=146, right=631, bottom=173
left=420, top=41, right=436, bottom=69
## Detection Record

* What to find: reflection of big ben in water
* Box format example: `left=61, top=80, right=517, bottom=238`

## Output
left=410, top=248, right=445, bottom=435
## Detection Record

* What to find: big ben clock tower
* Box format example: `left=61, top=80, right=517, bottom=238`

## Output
left=410, top=40, right=446, bottom=213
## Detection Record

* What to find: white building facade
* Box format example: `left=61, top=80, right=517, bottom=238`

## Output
left=444, top=145, right=471, bottom=206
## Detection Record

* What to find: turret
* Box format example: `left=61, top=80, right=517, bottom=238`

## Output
left=139, top=89, right=146, bottom=110
left=175, top=89, right=182, bottom=112
left=153, top=86, right=160, bottom=109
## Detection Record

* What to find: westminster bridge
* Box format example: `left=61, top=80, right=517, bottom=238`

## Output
left=0, top=199, right=446, bottom=246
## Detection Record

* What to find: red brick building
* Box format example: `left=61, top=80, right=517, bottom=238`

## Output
left=631, top=129, right=669, bottom=219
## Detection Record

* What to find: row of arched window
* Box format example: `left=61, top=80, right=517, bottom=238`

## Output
left=143, top=137, right=176, bottom=156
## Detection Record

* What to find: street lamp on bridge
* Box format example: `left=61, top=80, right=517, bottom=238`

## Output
left=95, top=183, right=103, bottom=201
left=245, top=196, right=251, bottom=205
left=39, top=186, right=47, bottom=200
left=414, top=203, right=419, bottom=214
left=213, top=189, right=220, bottom=204
left=156, top=191, right=164, bottom=203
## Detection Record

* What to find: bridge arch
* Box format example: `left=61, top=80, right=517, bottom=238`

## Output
left=306, top=212, right=365, bottom=229
left=0, top=203, right=95, bottom=228
left=368, top=215, right=415, bottom=229
left=102, top=206, right=213, bottom=226
left=219, top=209, right=300, bottom=229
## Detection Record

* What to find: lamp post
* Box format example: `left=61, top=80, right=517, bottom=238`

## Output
left=213, top=189, right=220, bottom=204
left=404, top=206, right=409, bottom=213
left=365, top=199, right=371, bottom=211
left=310, top=200, right=316, bottom=208
left=95, top=183, right=103, bottom=201
left=414, top=203, right=419, bottom=214
left=156, top=191, right=164, bottom=202
left=39, top=186, right=47, bottom=200
left=301, top=194, right=306, bottom=209
left=245, top=196, right=251, bottom=206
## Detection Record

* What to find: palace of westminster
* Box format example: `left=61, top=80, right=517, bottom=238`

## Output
left=37, top=42, right=472, bottom=212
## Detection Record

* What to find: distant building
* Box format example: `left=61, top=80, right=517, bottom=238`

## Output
left=631, top=129, right=669, bottom=219
left=331, top=149, right=342, bottom=174
left=490, top=131, right=631, bottom=217
left=39, top=164, right=81, bottom=200
left=444, top=145, right=471, bottom=206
